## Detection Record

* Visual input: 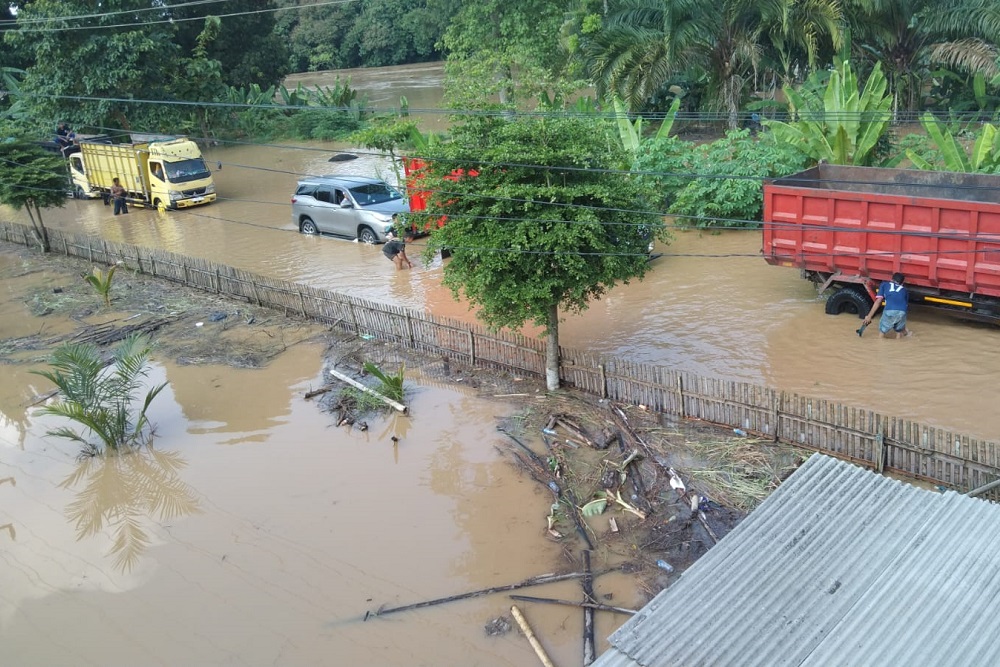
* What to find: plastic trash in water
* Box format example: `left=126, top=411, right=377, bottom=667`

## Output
left=547, top=481, right=561, bottom=495
left=656, top=560, right=674, bottom=573
left=733, top=428, right=748, bottom=437
left=542, top=428, right=557, bottom=436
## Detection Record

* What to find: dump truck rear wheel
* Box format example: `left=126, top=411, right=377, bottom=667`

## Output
left=825, top=286, right=873, bottom=318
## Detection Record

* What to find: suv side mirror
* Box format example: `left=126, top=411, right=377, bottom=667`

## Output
left=339, top=200, right=353, bottom=208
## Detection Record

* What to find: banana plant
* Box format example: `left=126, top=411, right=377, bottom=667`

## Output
left=765, top=59, right=893, bottom=166
left=906, top=112, right=1000, bottom=172
left=612, top=95, right=681, bottom=166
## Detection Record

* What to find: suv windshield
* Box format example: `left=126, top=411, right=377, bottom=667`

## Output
left=165, top=158, right=211, bottom=184
left=348, top=182, right=403, bottom=206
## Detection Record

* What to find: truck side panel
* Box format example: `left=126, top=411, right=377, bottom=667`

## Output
left=79, top=142, right=147, bottom=199
left=763, top=169, right=1000, bottom=299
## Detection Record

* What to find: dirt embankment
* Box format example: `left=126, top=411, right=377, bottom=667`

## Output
left=1, top=243, right=809, bottom=601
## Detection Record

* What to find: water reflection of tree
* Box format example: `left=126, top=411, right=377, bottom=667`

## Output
left=60, top=446, right=200, bottom=571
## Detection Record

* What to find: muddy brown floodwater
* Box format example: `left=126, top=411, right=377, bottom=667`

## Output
left=2, top=61, right=998, bottom=662
left=2, top=248, right=656, bottom=666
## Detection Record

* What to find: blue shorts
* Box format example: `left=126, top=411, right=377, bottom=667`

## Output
left=879, top=309, right=907, bottom=334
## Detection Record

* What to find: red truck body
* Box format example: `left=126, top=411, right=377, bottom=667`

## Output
left=402, top=157, right=478, bottom=231
left=763, top=164, right=1000, bottom=322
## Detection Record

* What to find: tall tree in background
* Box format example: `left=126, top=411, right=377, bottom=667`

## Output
left=585, top=0, right=841, bottom=127
left=844, top=0, right=1000, bottom=111
left=419, top=116, right=665, bottom=390
left=8, top=0, right=183, bottom=131
left=273, top=0, right=460, bottom=73
left=441, top=0, right=573, bottom=108
left=172, top=0, right=289, bottom=88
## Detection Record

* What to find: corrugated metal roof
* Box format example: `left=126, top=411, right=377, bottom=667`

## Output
left=594, top=453, right=1000, bottom=667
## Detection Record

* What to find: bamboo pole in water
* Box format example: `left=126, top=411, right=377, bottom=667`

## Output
left=510, top=604, right=556, bottom=667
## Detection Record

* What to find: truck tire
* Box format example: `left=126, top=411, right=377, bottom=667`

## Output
left=825, top=286, right=873, bottom=318
left=74, top=185, right=85, bottom=199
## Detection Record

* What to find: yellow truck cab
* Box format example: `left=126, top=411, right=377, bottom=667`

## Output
left=74, top=137, right=216, bottom=210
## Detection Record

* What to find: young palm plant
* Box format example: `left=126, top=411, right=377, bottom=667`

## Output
left=363, top=361, right=405, bottom=403
left=84, top=264, right=117, bottom=307
left=32, top=333, right=167, bottom=455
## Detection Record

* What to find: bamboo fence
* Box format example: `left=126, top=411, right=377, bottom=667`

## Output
left=3, top=221, right=998, bottom=495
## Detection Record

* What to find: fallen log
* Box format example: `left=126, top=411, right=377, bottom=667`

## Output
left=511, top=605, right=557, bottom=667
left=304, top=386, right=332, bottom=400
left=509, top=595, right=637, bottom=616
left=329, top=368, right=407, bottom=413
left=368, top=571, right=593, bottom=619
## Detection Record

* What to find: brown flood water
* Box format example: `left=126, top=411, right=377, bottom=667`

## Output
left=1, top=61, right=997, bottom=665
left=0, top=254, right=640, bottom=665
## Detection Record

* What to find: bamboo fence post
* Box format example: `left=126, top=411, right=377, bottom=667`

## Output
left=350, top=302, right=361, bottom=335
left=183, top=263, right=189, bottom=285
left=598, top=363, right=607, bottom=399
left=677, top=375, right=686, bottom=418
left=468, top=329, right=476, bottom=365
left=772, top=391, right=781, bottom=442
left=406, top=313, right=415, bottom=347
left=510, top=605, right=556, bottom=667
left=214, top=268, right=221, bottom=293
left=875, top=421, right=885, bottom=473
left=297, top=289, right=307, bottom=317
left=250, top=278, right=261, bottom=306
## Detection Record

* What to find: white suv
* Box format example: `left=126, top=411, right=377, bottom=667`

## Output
left=291, top=175, right=409, bottom=244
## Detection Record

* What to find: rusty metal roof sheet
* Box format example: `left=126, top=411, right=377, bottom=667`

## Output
left=594, top=453, right=1000, bottom=667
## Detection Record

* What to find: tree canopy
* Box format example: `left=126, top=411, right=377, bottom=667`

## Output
left=419, top=115, right=665, bottom=389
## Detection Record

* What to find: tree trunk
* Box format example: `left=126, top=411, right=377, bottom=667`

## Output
left=26, top=200, right=50, bottom=253
left=544, top=303, right=560, bottom=391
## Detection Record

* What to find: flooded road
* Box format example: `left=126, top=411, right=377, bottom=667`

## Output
left=8, top=170, right=998, bottom=440
left=0, top=253, right=642, bottom=664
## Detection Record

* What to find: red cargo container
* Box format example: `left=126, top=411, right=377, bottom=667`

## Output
left=763, top=164, right=1000, bottom=323
left=402, top=156, right=478, bottom=232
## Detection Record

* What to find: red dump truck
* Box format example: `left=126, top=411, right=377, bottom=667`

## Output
left=763, top=164, right=1000, bottom=324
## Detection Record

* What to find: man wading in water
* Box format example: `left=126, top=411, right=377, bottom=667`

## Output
left=382, top=230, right=413, bottom=270
left=863, top=272, right=912, bottom=338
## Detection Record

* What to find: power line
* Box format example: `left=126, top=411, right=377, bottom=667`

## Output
left=0, top=0, right=233, bottom=26
left=5, top=0, right=358, bottom=33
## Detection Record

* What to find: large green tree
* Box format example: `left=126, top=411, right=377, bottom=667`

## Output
left=0, top=139, right=68, bottom=252
left=8, top=0, right=183, bottom=131
left=441, top=0, right=572, bottom=108
left=585, top=0, right=842, bottom=127
left=172, top=0, right=289, bottom=88
left=419, top=116, right=665, bottom=390
left=844, top=0, right=1000, bottom=111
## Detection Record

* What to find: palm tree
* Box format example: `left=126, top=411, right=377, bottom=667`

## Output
left=844, top=0, right=1000, bottom=111
left=32, top=333, right=166, bottom=455
left=585, top=0, right=842, bottom=128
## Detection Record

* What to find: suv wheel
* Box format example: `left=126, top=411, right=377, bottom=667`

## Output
left=300, top=217, right=318, bottom=235
left=358, top=226, right=378, bottom=244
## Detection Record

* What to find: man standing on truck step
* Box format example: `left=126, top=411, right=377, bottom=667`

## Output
left=110, top=178, right=128, bottom=216
left=863, top=272, right=911, bottom=339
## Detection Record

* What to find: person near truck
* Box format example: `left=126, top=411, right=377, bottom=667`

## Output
left=382, top=230, right=413, bottom=270
left=110, top=178, right=128, bottom=215
left=863, top=272, right=911, bottom=338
